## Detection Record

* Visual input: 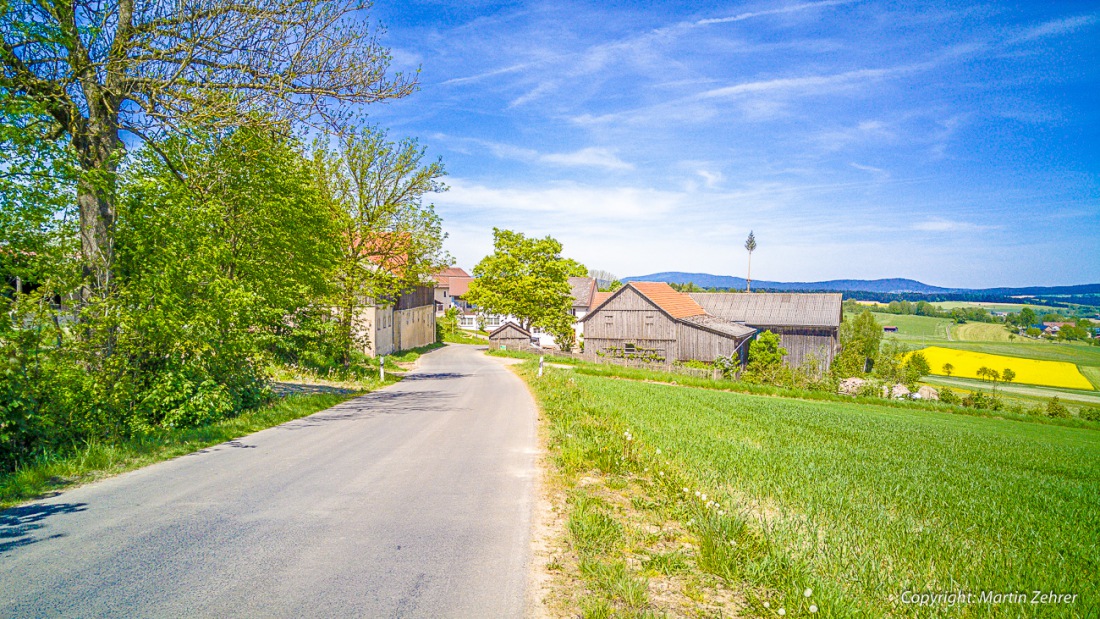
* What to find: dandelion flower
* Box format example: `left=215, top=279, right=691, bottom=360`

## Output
left=695, top=491, right=701, bottom=497
left=778, top=609, right=786, bottom=616
left=701, top=494, right=707, bottom=501
left=656, top=448, right=661, bottom=454
left=763, top=601, right=770, bottom=608
left=659, top=471, right=665, bottom=477
left=718, top=510, right=725, bottom=516
left=805, top=589, right=813, bottom=598
left=683, top=487, right=689, bottom=493
left=810, top=604, right=818, bottom=613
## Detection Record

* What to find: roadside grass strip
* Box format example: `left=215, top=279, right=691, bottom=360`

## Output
left=0, top=391, right=364, bottom=509
left=916, top=346, right=1094, bottom=390
left=520, top=363, right=1100, bottom=618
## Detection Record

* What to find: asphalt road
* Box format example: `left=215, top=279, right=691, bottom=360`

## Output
left=0, top=345, right=538, bottom=618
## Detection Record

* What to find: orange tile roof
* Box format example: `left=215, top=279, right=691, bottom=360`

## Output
left=590, top=291, right=613, bottom=311
left=434, top=267, right=470, bottom=280
left=629, top=282, right=706, bottom=319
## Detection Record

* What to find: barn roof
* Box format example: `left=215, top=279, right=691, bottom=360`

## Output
left=568, top=277, right=597, bottom=308
left=433, top=267, right=470, bottom=283
left=590, top=291, right=613, bottom=310
left=689, top=292, right=842, bottom=328
left=488, top=322, right=531, bottom=338
left=679, top=315, right=757, bottom=339
left=630, top=282, right=707, bottom=319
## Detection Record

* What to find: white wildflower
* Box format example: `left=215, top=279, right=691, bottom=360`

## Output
left=656, top=448, right=661, bottom=454
left=763, top=601, right=770, bottom=608
left=810, top=604, right=818, bottom=613
left=778, top=609, right=786, bottom=616
left=805, top=588, right=813, bottom=598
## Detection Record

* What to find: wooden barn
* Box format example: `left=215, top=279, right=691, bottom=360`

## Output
left=689, top=292, right=843, bottom=370
left=489, top=322, right=538, bottom=351
left=580, top=282, right=756, bottom=365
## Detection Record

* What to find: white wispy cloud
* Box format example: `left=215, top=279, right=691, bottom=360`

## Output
left=912, top=218, right=994, bottom=233
left=439, top=63, right=534, bottom=86
left=541, top=147, right=633, bottom=171
left=696, top=0, right=857, bottom=26
left=1012, top=14, right=1098, bottom=42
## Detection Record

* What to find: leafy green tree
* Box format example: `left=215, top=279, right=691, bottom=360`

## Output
left=742, top=330, right=788, bottom=384
left=1002, top=368, right=1015, bottom=386
left=312, top=126, right=450, bottom=365
left=833, top=310, right=883, bottom=376
left=942, top=362, right=954, bottom=377
left=1, top=0, right=414, bottom=298
left=465, top=229, right=586, bottom=349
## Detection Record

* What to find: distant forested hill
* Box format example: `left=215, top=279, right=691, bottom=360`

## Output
left=621, top=272, right=1100, bottom=308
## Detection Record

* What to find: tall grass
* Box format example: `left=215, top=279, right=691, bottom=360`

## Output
left=0, top=392, right=357, bottom=509
left=524, top=363, right=1100, bottom=617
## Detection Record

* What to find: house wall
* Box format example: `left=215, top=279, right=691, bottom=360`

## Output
left=676, top=323, right=747, bottom=362
left=353, top=286, right=436, bottom=357
left=760, top=327, right=838, bottom=370
left=354, top=305, right=394, bottom=357
left=582, top=287, right=679, bottom=363
left=394, top=304, right=436, bottom=352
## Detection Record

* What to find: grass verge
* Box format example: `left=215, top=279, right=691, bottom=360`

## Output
left=1, top=391, right=361, bottom=510
left=443, top=330, right=489, bottom=345
left=518, top=361, right=1100, bottom=617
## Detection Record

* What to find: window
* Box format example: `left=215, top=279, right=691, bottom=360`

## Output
left=644, top=313, right=654, bottom=325
left=624, top=343, right=636, bottom=353
left=605, top=314, right=614, bottom=324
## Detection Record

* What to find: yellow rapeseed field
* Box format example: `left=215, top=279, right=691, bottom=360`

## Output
left=915, top=346, right=1094, bottom=390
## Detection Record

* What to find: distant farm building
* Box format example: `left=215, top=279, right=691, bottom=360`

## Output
left=883, top=325, right=899, bottom=332
left=355, top=285, right=436, bottom=357
left=689, top=292, right=843, bottom=370
left=580, top=282, right=756, bottom=366
left=488, top=322, right=538, bottom=351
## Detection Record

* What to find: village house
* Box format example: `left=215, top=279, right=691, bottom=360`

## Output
left=353, top=285, right=437, bottom=357
left=689, top=292, right=843, bottom=370
left=580, top=282, right=756, bottom=366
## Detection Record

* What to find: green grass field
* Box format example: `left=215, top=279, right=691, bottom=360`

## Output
left=953, top=321, right=1015, bottom=341
left=934, top=301, right=1059, bottom=313
left=846, top=312, right=955, bottom=341
left=526, top=366, right=1100, bottom=617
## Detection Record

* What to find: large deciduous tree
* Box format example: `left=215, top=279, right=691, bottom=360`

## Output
left=312, top=126, right=449, bottom=366
left=465, top=229, right=587, bottom=349
left=0, top=0, right=415, bottom=295
left=833, top=309, right=883, bottom=377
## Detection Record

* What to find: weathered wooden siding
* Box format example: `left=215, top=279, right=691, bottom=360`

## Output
left=765, top=327, right=838, bottom=370
left=676, top=323, right=745, bottom=362
left=583, top=287, right=678, bottom=362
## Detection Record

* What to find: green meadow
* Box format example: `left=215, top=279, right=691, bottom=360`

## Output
left=525, top=365, right=1100, bottom=617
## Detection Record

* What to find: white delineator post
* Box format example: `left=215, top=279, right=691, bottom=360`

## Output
left=538, top=356, right=544, bottom=377
left=380, top=356, right=385, bottom=381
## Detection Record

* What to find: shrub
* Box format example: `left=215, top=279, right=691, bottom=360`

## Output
left=1046, top=397, right=1070, bottom=419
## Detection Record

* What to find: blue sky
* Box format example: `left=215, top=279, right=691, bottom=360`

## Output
left=363, top=1, right=1099, bottom=288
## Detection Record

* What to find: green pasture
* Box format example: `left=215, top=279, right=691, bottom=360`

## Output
left=528, top=367, right=1100, bottom=617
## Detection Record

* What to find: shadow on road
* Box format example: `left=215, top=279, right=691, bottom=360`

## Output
left=401, top=372, right=468, bottom=382
left=272, top=382, right=360, bottom=397
left=0, top=502, right=87, bottom=555
left=277, top=389, right=456, bottom=430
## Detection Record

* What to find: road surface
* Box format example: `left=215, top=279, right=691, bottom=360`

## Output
left=0, top=345, right=538, bottom=618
